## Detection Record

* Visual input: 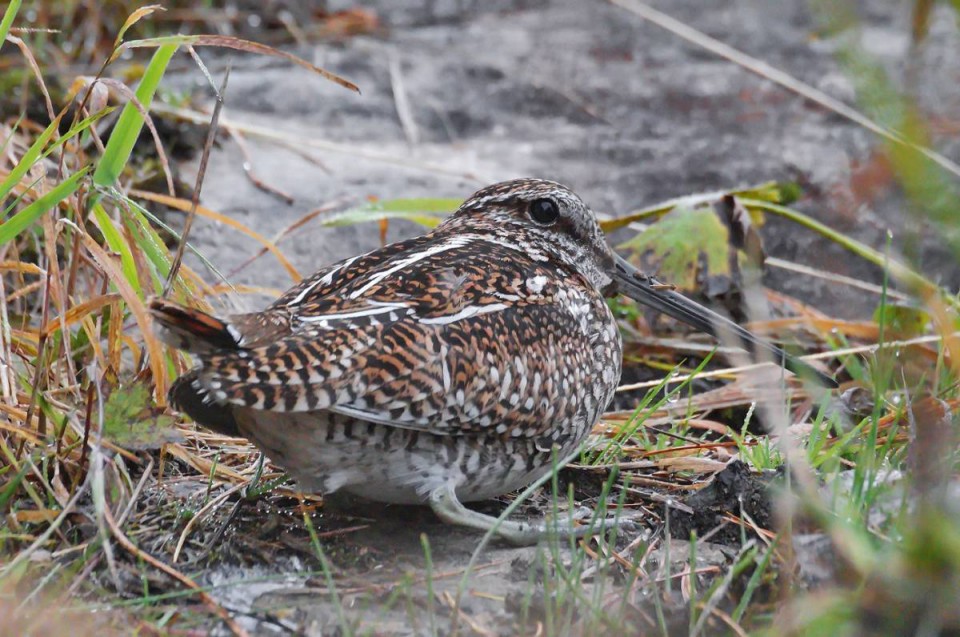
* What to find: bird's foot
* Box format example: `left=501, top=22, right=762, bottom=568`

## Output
left=428, top=484, right=639, bottom=546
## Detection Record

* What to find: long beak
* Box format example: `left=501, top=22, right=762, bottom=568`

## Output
left=612, top=254, right=836, bottom=388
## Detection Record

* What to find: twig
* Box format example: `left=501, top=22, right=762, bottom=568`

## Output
left=607, top=0, right=960, bottom=179
left=152, top=102, right=490, bottom=183
left=765, top=257, right=911, bottom=301
left=615, top=331, right=958, bottom=392
left=224, top=198, right=346, bottom=278
left=388, top=50, right=419, bottom=147
left=163, top=61, right=230, bottom=297
left=226, top=126, right=294, bottom=203
left=617, top=485, right=695, bottom=514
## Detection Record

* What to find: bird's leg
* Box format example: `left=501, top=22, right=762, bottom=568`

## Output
left=428, top=483, right=635, bottom=546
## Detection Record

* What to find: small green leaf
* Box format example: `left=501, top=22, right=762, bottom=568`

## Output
left=618, top=202, right=757, bottom=298
left=101, top=383, right=181, bottom=450
left=873, top=302, right=930, bottom=337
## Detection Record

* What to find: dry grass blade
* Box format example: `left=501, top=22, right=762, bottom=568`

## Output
left=226, top=199, right=345, bottom=277
left=616, top=327, right=954, bottom=393
left=163, top=441, right=252, bottom=482
left=40, top=293, right=122, bottom=338
left=65, top=220, right=168, bottom=402
left=765, top=256, right=912, bottom=301
left=389, top=50, right=420, bottom=147
left=3, top=35, right=54, bottom=121
left=130, top=189, right=302, bottom=282
left=171, top=480, right=247, bottom=563
left=0, top=261, right=43, bottom=275
left=119, top=34, right=360, bottom=93
left=113, top=4, right=165, bottom=48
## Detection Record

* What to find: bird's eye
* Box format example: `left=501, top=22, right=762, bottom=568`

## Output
left=528, top=198, right=560, bottom=225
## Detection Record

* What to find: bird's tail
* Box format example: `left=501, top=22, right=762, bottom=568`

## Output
left=148, top=297, right=242, bottom=353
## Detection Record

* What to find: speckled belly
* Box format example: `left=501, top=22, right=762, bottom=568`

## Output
left=233, top=405, right=601, bottom=505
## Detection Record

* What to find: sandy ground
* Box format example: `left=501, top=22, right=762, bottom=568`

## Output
left=155, top=0, right=960, bottom=633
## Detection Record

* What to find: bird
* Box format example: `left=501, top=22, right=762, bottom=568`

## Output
left=149, top=178, right=835, bottom=545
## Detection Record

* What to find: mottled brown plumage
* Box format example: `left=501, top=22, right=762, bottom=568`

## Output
left=151, top=178, right=833, bottom=544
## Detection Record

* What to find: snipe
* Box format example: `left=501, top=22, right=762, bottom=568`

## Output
left=150, top=178, right=834, bottom=544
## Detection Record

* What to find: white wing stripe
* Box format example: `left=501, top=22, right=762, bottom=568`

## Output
left=285, top=254, right=360, bottom=306
left=349, top=236, right=474, bottom=299
left=298, top=301, right=409, bottom=323
left=417, top=303, right=508, bottom=326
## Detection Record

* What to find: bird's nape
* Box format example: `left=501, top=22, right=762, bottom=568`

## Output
left=611, top=254, right=836, bottom=388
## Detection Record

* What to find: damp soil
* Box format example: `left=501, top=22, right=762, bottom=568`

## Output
left=667, top=460, right=778, bottom=545
left=136, top=0, right=960, bottom=633
left=122, top=465, right=753, bottom=636
left=114, top=454, right=795, bottom=635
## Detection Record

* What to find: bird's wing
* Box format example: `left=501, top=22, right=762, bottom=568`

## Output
left=189, top=234, right=616, bottom=439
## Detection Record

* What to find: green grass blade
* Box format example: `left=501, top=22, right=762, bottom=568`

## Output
left=0, top=461, right=30, bottom=511
left=0, top=0, right=21, bottom=49
left=42, top=108, right=114, bottom=160
left=119, top=201, right=201, bottom=297
left=99, top=190, right=179, bottom=296
left=0, top=166, right=90, bottom=245
left=118, top=192, right=230, bottom=290
left=122, top=207, right=172, bottom=291
left=600, top=181, right=796, bottom=232
left=0, top=113, right=64, bottom=204
left=91, top=201, right=142, bottom=297
left=0, top=116, right=23, bottom=156
left=0, top=109, right=110, bottom=207
left=93, top=43, right=178, bottom=187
